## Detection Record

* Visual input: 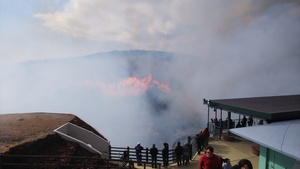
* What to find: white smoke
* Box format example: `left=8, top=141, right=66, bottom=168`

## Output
left=1, top=0, right=300, bottom=148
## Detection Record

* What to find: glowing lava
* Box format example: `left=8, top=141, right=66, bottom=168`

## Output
left=83, top=74, right=171, bottom=96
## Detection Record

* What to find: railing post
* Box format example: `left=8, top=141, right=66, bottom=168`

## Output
left=146, top=147, right=149, bottom=162
left=0, top=155, right=2, bottom=169
left=106, top=159, right=109, bottom=169
left=109, top=145, right=111, bottom=159
left=127, top=146, right=130, bottom=159
left=83, top=157, right=86, bottom=168
left=57, top=156, right=60, bottom=169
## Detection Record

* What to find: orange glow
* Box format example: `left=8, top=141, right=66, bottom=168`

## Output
left=83, top=74, right=171, bottom=96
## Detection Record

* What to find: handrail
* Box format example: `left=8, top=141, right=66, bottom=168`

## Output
left=109, top=146, right=176, bottom=164
left=0, top=140, right=200, bottom=168
left=0, top=154, right=161, bottom=169
left=171, top=134, right=196, bottom=149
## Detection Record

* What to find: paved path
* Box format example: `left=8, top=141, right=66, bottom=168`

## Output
left=135, top=135, right=259, bottom=169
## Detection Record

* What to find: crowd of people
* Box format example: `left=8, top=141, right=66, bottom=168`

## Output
left=212, top=115, right=255, bottom=129
left=195, top=128, right=210, bottom=155
left=121, top=141, right=192, bottom=169
left=121, top=142, right=170, bottom=168
left=120, top=127, right=253, bottom=169
left=174, top=141, right=193, bottom=167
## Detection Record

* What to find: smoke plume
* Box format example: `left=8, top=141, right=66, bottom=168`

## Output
left=1, top=1, right=300, bottom=148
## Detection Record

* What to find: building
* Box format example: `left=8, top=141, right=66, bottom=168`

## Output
left=203, top=94, right=300, bottom=169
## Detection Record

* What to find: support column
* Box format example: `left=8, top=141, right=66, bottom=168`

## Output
left=219, top=109, right=223, bottom=140
left=207, top=105, right=210, bottom=129
left=228, top=111, right=231, bottom=129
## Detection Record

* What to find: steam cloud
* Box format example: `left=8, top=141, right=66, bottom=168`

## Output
left=1, top=0, right=300, bottom=148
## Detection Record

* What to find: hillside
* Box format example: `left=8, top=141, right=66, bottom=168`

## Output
left=0, top=112, right=107, bottom=154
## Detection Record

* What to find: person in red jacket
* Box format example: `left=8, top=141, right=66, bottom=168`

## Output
left=199, top=146, right=222, bottom=169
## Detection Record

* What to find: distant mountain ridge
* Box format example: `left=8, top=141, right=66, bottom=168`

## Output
left=84, top=49, right=174, bottom=60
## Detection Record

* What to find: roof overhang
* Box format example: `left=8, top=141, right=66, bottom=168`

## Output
left=230, top=119, right=300, bottom=161
left=204, top=94, right=300, bottom=122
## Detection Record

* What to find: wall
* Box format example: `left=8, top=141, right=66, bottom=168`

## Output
left=259, top=146, right=298, bottom=169
left=54, top=122, right=110, bottom=158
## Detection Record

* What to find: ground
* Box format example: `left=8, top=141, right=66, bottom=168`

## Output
left=0, top=112, right=111, bottom=168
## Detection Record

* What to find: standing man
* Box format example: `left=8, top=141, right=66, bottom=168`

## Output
left=135, top=142, right=144, bottom=166
left=199, top=146, right=222, bottom=169
left=150, top=144, right=158, bottom=168
left=202, top=128, right=210, bottom=149
left=248, top=116, right=254, bottom=126
left=175, top=142, right=184, bottom=167
left=241, top=115, right=247, bottom=127
left=162, top=143, right=169, bottom=167
left=183, top=143, right=191, bottom=165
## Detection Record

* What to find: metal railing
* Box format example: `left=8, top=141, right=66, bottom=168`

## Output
left=0, top=136, right=202, bottom=168
left=0, top=153, right=162, bottom=169
left=109, top=146, right=175, bottom=165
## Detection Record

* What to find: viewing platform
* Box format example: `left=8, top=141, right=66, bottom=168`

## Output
left=135, top=135, right=259, bottom=169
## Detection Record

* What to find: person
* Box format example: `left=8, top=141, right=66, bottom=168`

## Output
left=202, top=128, right=210, bottom=149
left=238, top=159, right=253, bottom=169
left=199, top=146, right=222, bottom=169
left=175, top=142, right=184, bottom=167
left=214, top=118, right=219, bottom=127
left=241, top=116, right=247, bottom=127
left=236, top=121, right=242, bottom=128
left=248, top=116, right=253, bottom=126
left=150, top=144, right=158, bottom=168
left=222, top=158, right=231, bottom=169
left=135, top=142, right=144, bottom=166
left=195, top=132, right=205, bottom=155
left=183, top=143, right=191, bottom=165
left=121, top=150, right=134, bottom=169
left=162, top=143, right=169, bottom=167
left=231, top=159, right=253, bottom=169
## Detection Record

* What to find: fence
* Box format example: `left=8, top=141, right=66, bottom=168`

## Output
left=0, top=153, right=163, bottom=169
left=0, top=134, right=200, bottom=169
left=109, top=146, right=176, bottom=165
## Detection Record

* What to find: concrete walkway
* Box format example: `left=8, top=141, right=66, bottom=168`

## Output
left=135, top=135, right=259, bottom=169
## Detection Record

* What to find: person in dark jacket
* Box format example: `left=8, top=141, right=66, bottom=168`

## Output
left=150, top=144, right=158, bottom=168
left=248, top=116, right=254, bottom=126
left=241, top=115, right=247, bottom=127
left=183, top=143, right=191, bottom=165
left=121, top=150, right=134, bottom=169
left=162, top=143, right=169, bottom=167
left=135, top=142, right=144, bottom=166
left=175, top=142, right=184, bottom=167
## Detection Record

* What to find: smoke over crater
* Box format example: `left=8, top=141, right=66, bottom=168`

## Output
left=1, top=0, right=300, bottom=149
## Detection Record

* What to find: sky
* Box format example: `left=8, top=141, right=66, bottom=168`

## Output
left=1, top=0, right=299, bottom=64
left=1, top=0, right=300, bottom=148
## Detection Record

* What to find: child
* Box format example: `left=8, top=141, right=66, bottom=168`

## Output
left=222, top=158, right=231, bottom=169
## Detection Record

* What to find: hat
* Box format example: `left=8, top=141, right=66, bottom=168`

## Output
left=137, top=142, right=140, bottom=145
